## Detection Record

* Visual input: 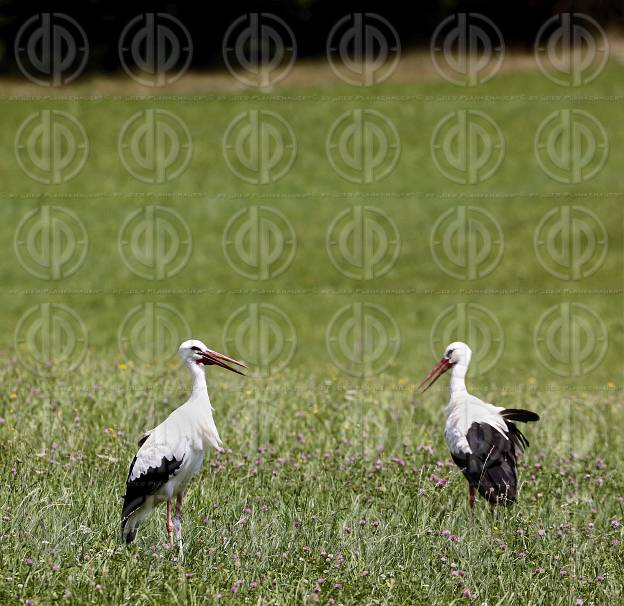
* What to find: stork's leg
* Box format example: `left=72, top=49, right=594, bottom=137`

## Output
left=166, top=498, right=173, bottom=547
left=174, top=493, right=183, bottom=559
left=469, top=484, right=476, bottom=511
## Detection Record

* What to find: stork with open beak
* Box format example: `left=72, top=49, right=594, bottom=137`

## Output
left=420, top=342, right=539, bottom=508
left=121, top=339, right=246, bottom=555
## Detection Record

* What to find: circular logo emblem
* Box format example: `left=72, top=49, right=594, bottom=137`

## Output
left=15, top=12, right=89, bottom=86
left=327, top=109, right=400, bottom=183
left=534, top=109, right=608, bottom=184
left=431, top=303, right=504, bottom=376
left=118, top=206, right=192, bottom=281
left=223, top=110, right=296, bottom=184
left=223, top=303, right=296, bottom=378
left=119, top=13, right=192, bottom=87
left=15, top=206, right=88, bottom=280
left=15, top=303, right=88, bottom=377
left=15, top=110, right=89, bottom=184
left=430, top=13, right=504, bottom=86
left=431, top=206, right=503, bottom=280
left=535, top=13, right=609, bottom=87
left=534, top=302, right=607, bottom=377
left=223, top=13, right=296, bottom=87
left=326, top=206, right=400, bottom=280
left=326, top=13, right=400, bottom=86
left=431, top=110, right=504, bottom=184
left=534, top=206, right=607, bottom=281
left=326, top=302, right=400, bottom=377
left=118, top=302, right=191, bottom=375
left=118, top=109, right=192, bottom=183
left=223, top=206, right=296, bottom=280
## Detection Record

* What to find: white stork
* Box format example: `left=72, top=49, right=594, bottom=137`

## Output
left=419, top=341, right=539, bottom=508
left=121, top=339, right=246, bottom=554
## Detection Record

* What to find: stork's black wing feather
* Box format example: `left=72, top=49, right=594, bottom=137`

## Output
left=137, top=432, right=150, bottom=447
left=500, top=408, right=540, bottom=423
left=121, top=455, right=184, bottom=524
left=452, top=422, right=520, bottom=505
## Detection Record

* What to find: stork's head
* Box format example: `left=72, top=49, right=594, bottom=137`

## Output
left=178, top=339, right=247, bottom=375
left=419, top=341, right=471, bottom=391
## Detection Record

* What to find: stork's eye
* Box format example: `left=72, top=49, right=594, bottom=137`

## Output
left=446, top=349, right=454, bottom=358
left=190, top=346, right=202, bottom=352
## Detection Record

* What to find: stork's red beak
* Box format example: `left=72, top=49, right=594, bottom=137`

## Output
left=419, top=358, right=453, bottom=392
left=200, top=349, right=247, bottom=375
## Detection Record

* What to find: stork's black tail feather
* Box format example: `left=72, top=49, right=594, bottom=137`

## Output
left=500, top=408, right=540, bottom=423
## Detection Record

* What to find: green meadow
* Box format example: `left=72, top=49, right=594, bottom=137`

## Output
left=0, top=63, right=622, bottom=605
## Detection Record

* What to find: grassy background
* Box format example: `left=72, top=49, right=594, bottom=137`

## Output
left=0, top=62, right=623, bottom=605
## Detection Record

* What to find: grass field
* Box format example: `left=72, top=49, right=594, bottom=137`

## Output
left=0, top=59, right=623, bottom=605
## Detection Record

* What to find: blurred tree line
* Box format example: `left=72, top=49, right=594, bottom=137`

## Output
left=0, top=0, right=622, bottom=76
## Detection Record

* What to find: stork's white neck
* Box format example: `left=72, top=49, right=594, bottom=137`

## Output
left=188, top=362, right=208, bottom=395
left=449, top=362, right=468, bottom=396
